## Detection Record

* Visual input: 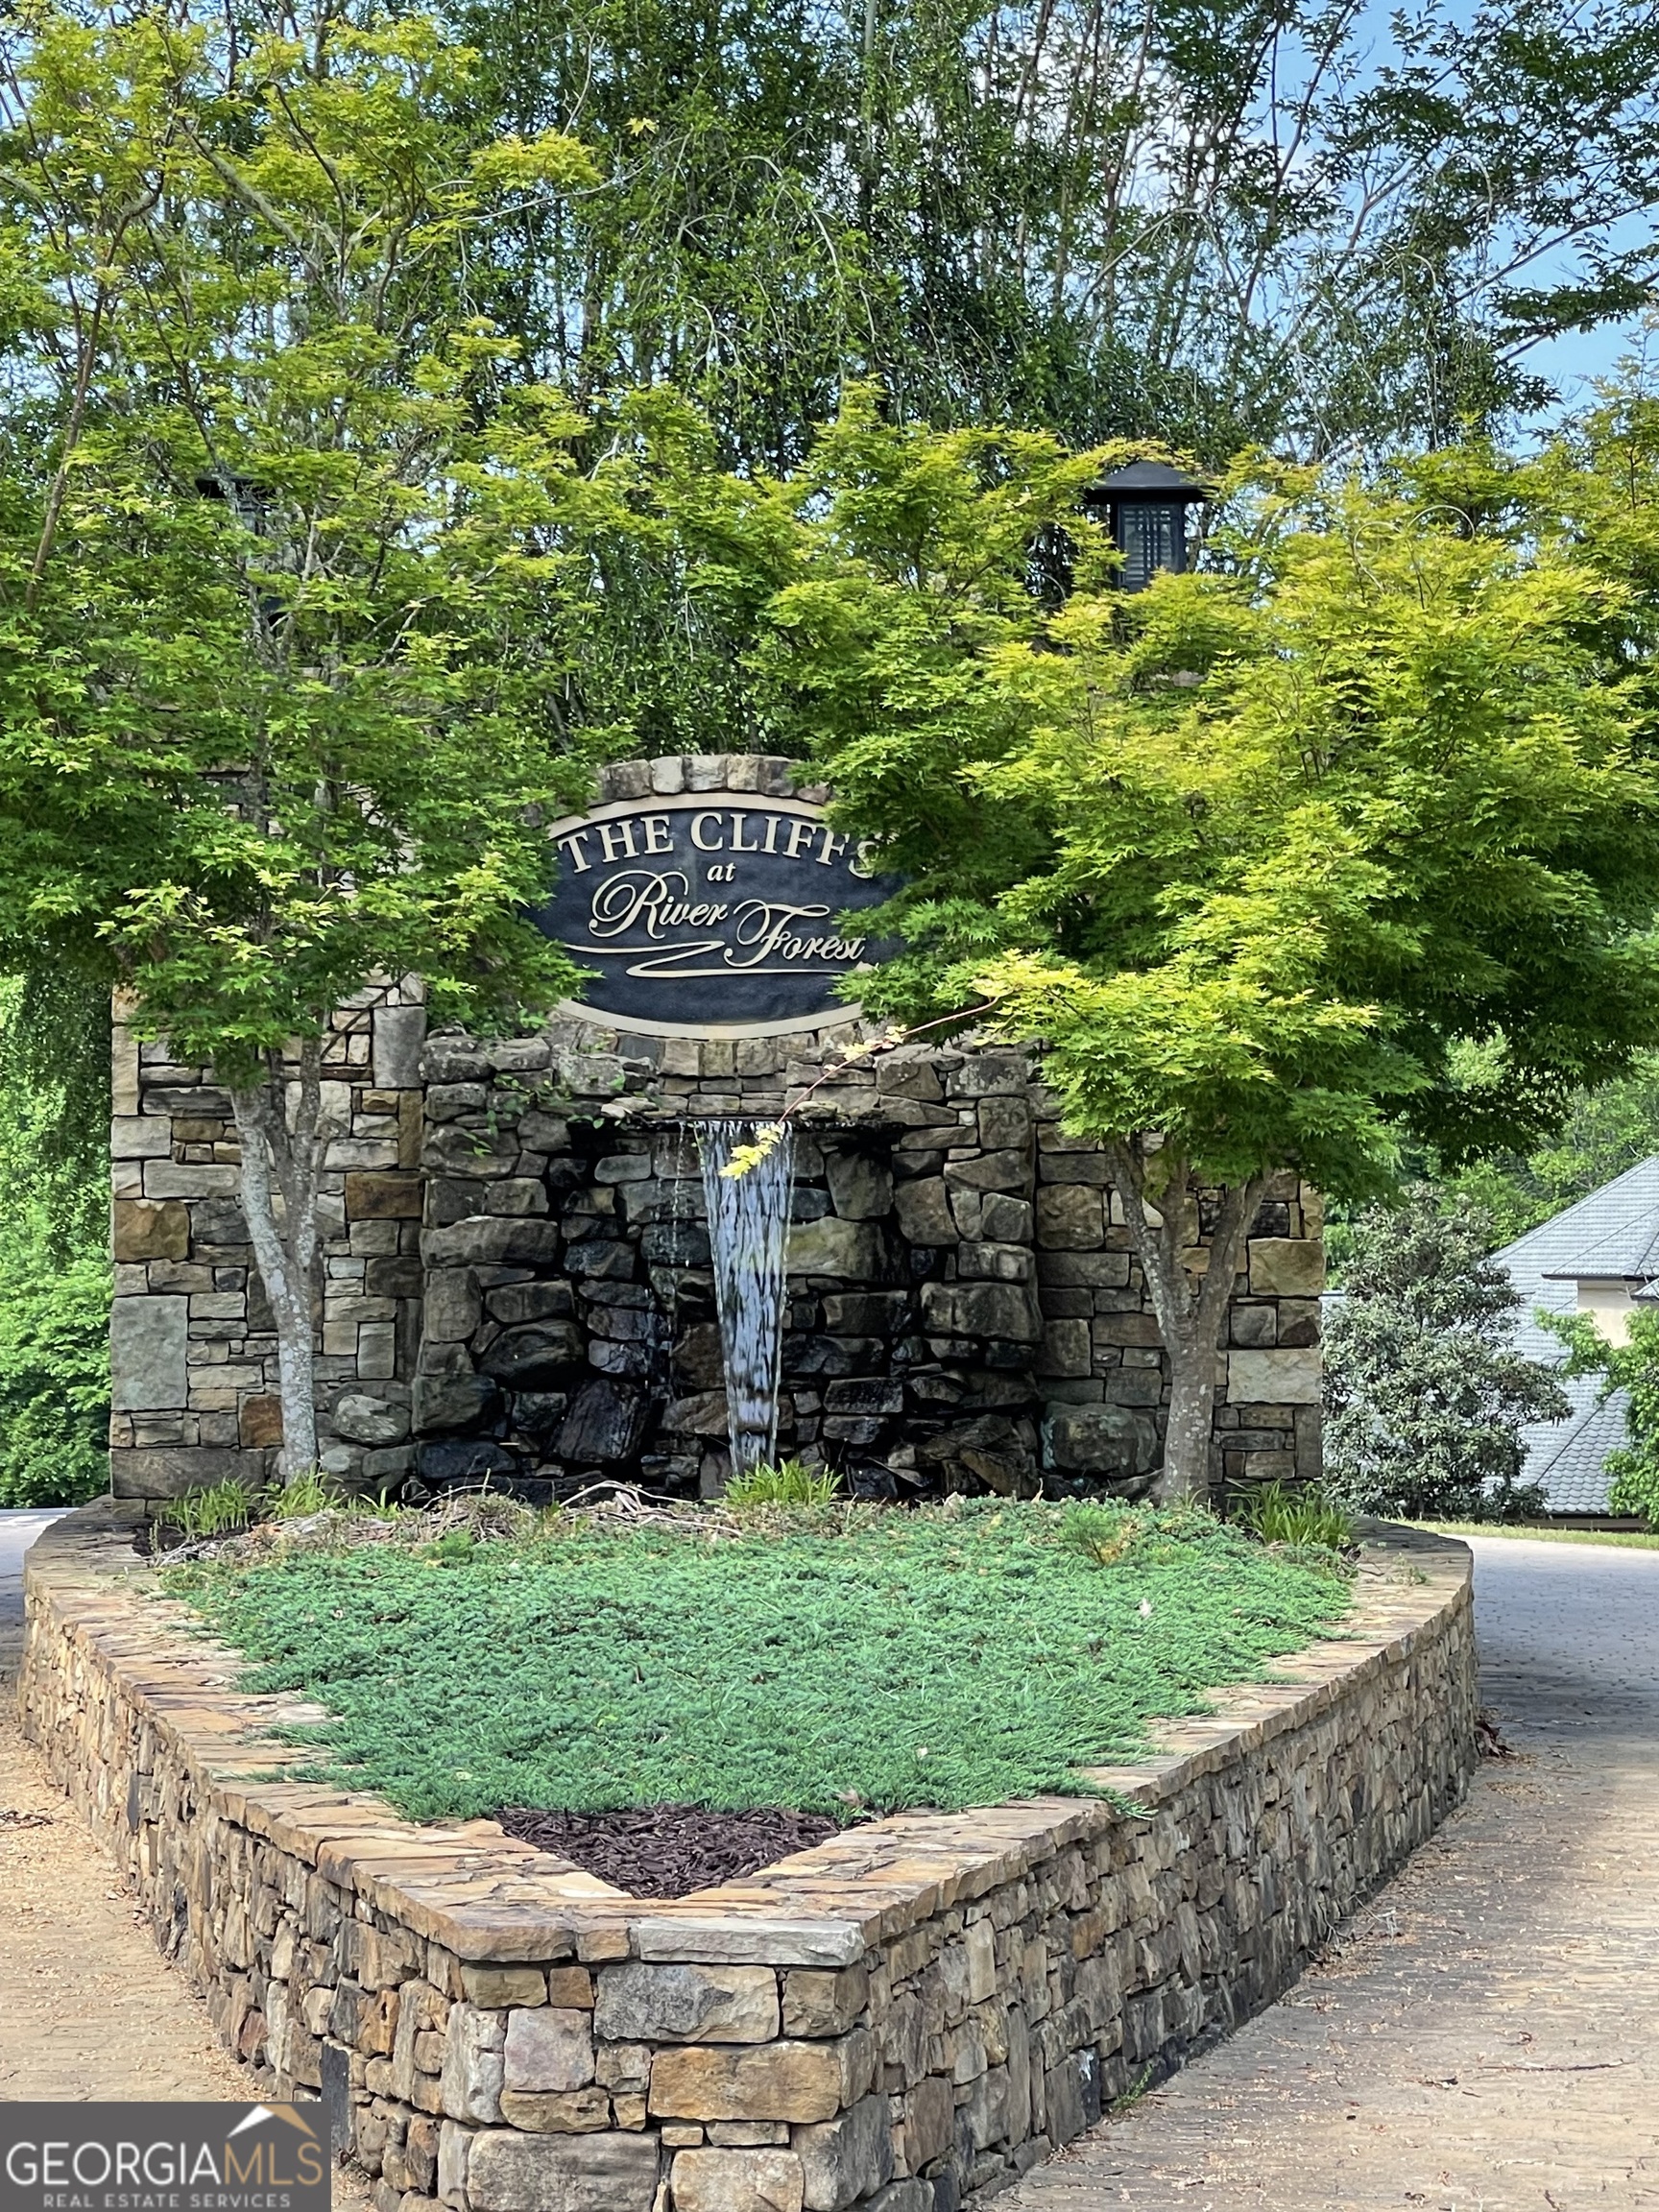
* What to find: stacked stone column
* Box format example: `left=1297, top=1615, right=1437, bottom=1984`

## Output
left=108, top=980, right=427, bottom=1501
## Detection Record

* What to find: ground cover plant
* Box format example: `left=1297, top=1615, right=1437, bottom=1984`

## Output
left=163, top=1499, right=1351, bottom=1823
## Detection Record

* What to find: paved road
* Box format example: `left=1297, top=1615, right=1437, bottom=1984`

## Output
left=1007, top=1536, right=1659, bottom=2212
left=0, top=1507, right=65, bottom=1676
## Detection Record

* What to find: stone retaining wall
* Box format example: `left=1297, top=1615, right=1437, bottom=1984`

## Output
left=20, top=1510, right=1475, bottom=2212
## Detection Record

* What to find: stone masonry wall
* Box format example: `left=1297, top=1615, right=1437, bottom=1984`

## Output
left=109, top=979, right=427, bottom=1503
left=409, top=1023, right=1322, bottom=1505
left=21, top=1510, right=1476, bottom=2212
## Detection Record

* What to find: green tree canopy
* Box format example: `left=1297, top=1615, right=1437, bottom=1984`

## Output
left=784, top=397, right=1659, bottom=1495
left=452, top=0, right=1659, bottom=464
left=0, top=0, right=622, bottom=1473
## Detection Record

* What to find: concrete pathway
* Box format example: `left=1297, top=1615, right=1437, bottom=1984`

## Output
left=1006, top=1536, right=1659, bottom=2212
left=0, top=1508, right=264, bottom=2103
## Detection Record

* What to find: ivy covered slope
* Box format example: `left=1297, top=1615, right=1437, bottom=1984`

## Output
left=167, top=1503, right=1350, bottom=1821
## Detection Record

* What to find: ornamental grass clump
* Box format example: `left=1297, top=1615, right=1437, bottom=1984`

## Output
left=163, top=1498, right=1352, bottom=1822
left=1231, top=1480, right=1354, bottom=1552
left=724, top=1458, right=842, bottom=1510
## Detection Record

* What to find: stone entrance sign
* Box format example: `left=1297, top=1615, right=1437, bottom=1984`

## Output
left=539, top=786, right=894, bottom=1036
left=106, top=755, right=1324, bottom=1509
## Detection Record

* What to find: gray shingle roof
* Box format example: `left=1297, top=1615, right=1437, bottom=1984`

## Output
left=1498, top=1155, right=1659, bottom=1513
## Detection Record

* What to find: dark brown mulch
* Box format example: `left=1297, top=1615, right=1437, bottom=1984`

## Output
left=494, top=1803, right=842, bottom=1899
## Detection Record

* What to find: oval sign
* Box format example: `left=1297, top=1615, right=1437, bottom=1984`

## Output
left=539, top=792, right=897, bottom=1038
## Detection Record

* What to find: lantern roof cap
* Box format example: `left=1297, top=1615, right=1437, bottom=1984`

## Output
left=1090, top=459, right=1210, bottom=497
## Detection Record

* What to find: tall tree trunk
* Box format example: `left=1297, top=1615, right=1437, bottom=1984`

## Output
left=228, top=1036, right=325, bottom=1482
left=1105, top=1140, right=1264, bottom=1503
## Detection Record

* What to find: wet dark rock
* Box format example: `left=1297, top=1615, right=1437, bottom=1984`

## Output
left=417, top=1437, right=518, bottom=1484
left=480, top=1323, right=586, bottom=1388
left=783, top=1335, right=881, bottom=1381
left=511, top=1392, right=569, bottom=1452
left=661, top=1390, right=730, bottom=1438
left=672, top=1324, right=725, bottom=1390
left=586, top=1305, right=660, bottom=1342
left=618, top=1179, right=667, bottom=1226
left=1043, top=1403, right=1160, bottom=1478
left=844, top=1463, right=900, bottom=1500
left=413, top=1370, right=504, bottom=1435
left=983, top=1337, right=1039, bottom=1371
left=1099, top=1368, right=1163, bottom=1406
left=330, top=1394, right=411, bottom=1448
left=918, top=1413, right=1040, bottom=1497
left=641, top=1221, right=710, bottom=1266
left=190, top=1200, right=249, bottom=1247
left=565, top=1239, right=637, bottom=1279
left=826, top=1149, right=894, bottom=1221
left=589, top=1339, right=656, bottom=1378
left=422, top=1039, right=491, bottom=1083
left=556, top=1379, right=651, bottom=1463
left=426, top=1179, right=490, bottom=1229
left=821, top=1293, right=909, bottom=1336
left=422, top=1124, right=520, bottom=1179
left=422, top=1216, right=560, bottom=1267
left=825, top=1377, right=904, bottom=1415
left=485, top=1281, right=574, bottom=1325
left=822, top=1415, right=888, bottom=1447
left=920, top=1280, right=1041, bottom=1343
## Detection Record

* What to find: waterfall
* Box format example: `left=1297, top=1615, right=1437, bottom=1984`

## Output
left=695, top=1119, right=796, bottom=1479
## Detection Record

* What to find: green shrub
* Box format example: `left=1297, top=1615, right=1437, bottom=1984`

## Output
left=1608, top=1461, right=1659, bottom=1527
left=1232, top=1479, right=1353, bottom=1551
left=0, top=1250, right=111, bottom=1507
left=1323, top=1189, right=1561, bottom=1521
left=724, top=1459, right=842, bottom=1509
left=0, top=970, right=112, bottom=1508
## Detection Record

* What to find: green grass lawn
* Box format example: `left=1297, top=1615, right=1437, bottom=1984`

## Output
left=164, top=1501, right=1352, bottom=1822
left=1413, top=1520, right=1659, bottom=1551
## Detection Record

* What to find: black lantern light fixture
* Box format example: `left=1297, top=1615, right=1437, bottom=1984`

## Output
left=1083, top=460, right=1210, bottom=592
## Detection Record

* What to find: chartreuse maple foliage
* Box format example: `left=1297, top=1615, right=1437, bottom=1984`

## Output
left=787, top=421, right=1659, bottom=1497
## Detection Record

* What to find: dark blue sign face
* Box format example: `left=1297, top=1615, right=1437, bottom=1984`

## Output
left=539, top=796, right=898, bottom=1035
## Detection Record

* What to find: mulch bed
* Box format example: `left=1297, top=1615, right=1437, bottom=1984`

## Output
left=494, top=1803, right=842, bottom=1899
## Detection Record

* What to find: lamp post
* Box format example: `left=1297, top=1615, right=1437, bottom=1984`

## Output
left=1084, top=461, right=1209, bottom=592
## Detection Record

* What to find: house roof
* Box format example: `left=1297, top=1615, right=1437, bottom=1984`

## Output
left=1497, top=1155, right=1659, bottom=1512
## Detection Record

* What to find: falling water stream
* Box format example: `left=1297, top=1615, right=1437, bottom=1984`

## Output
left=695, top=1119, right=797, bottom=1478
